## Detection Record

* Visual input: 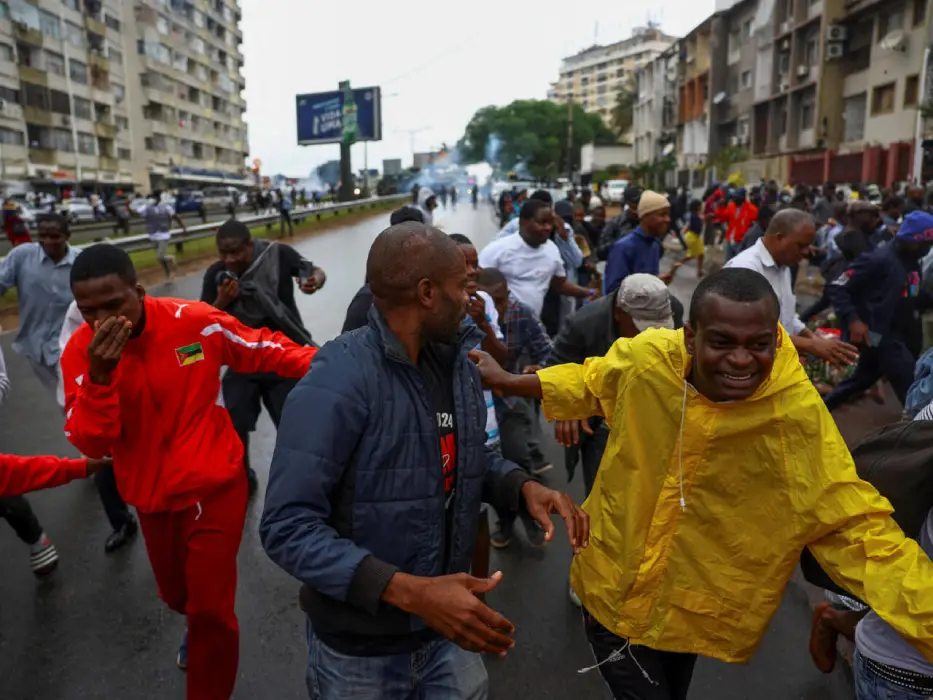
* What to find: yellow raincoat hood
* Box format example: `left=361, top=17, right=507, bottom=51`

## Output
left=539, top=327, right=933, bottom=663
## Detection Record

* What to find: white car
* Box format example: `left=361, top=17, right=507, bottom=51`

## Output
left=60, top=197, right=97, bottom=223
left=601, top=180, right=630, bottom=205
left=128, top=197, right=149, bottom=214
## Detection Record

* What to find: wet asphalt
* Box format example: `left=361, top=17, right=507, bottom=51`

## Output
left=0, top=203, right=854, bottom=699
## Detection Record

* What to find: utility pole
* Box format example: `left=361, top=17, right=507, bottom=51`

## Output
left=395, top=127, right=430, bottom=166
left=566, top=93, right=574, bottom=182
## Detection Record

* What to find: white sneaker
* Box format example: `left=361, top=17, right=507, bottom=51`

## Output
left=569, top=582, right=581, bottom=607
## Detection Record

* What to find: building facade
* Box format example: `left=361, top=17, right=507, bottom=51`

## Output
left=632, top=46, right=679, bottom=167
left=0, top=0, right=248, bottom=194
left=548, top=26, right=676, bottom=140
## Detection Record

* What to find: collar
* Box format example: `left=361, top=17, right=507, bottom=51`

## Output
left=39, top=243, right=78, bottom=267
left=366, top=305, right=481, bottom=366
left=633, top=227, right=660, bottom=245
left=753, top=238, right=780, bottom=269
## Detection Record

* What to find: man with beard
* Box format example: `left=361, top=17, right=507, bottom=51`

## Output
left=260, top=222, right=588, bottom=700
left=471, top=267, right=933, bottom=700
left=201, top=219, right=325, bottom=493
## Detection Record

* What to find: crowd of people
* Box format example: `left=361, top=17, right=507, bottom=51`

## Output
left=1, top=176, right=933, bottom=700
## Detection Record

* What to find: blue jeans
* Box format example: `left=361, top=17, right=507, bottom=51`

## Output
left=305, top=622, right=488, bottom=700
left=854, top=650, right=933, bottom=700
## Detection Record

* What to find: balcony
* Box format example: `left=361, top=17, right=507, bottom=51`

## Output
left=99, top=155, right=118, bottom=172
left=18, top=65, right=48, bottom=86
left=88, top=53, right=110, bottom=71
left=13, top=24, right=43, bottom=46
left=95, top=121, right=117, bottom=139
left=84, top=16, right=107, bottom=36
left=23, top=106, right=54, bottom=126
left=29, top=147, right=57, bottom=165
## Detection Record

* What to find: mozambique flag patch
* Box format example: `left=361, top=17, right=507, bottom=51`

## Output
left=176, top=342, right=205, bottom=367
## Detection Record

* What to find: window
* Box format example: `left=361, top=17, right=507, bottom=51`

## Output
left=905, top=74, right=920, bottom=106
left=50, top=128, right=73, bottom=151
left=112, top=82, right=125, bottom=103
left=0, top=85, right=19, bottom=103
left=844, top=93, right=867, bottom=141
left=23, top=82, right=49, bottom=110
left=190, top=36, right=204, bottom=54
left=50, top=89, right=70, bottom=115
left=69, top=59, right=87, bottom=84
left=805, top=37, right=818, bottom=65
left=0, top=44, right=13, bottom=62
left=77, top=131, right=95, bottom=155
left=192, top=9, right=204, bottom=27
left=118, top=147, right=131, bottom=160
left=115, top=115, right=128, bottom=129
left=39, top=10, right=61, bottom=40
left=914, top=0, right=927, bottom=25
left=62, top=0, right=79, bottom=8
left=73, top=96, right=91, bottom=119
left=65, top=22, right=84, bottom=48
left=156, top=15, right=169, bottom=35
left=173, top=51, right=188, bottom=72
left=801, top=96, right=816, bottom=129
left=45, top=51, right=65, bottom=76
left=741, top=70, right=752, bottom=89
left=871, top=82, right=896, bottom=114
left=9, top=0, right=40, bottom=30
left=104, top=13, right=120, bottom=31
left=742, top=19, right=753, bottom=39
left=109, top=46, right=122, bottom=64
left=879, top=5, right=906, bottom=38
left=0, top=127, right=24, bottom=146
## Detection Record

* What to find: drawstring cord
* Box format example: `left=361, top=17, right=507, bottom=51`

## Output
left=195, top=502, right=203, bottom=521
left=678, top=380, right=688, bottom=511
left=578, top=639, right=659, bottom=686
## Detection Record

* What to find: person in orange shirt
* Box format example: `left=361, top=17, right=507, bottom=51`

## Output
left=724, top=188, right=759, bottom=262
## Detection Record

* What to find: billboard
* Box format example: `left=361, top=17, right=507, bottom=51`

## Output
left=383, top=159, right=402, bottom=177
left=296, top=86, right=382, bottom=146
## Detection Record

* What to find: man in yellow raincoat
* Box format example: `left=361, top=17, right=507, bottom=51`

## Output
left=470, top=267, right=933, bottom=700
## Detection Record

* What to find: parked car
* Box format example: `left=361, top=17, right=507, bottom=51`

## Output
left=601, top=179, right=630, bottom=205
left=59, top=197, right=97, bottom=223
left=202, top=186, right=238, bottom=211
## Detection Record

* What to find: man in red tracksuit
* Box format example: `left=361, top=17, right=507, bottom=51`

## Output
left=1, top=453, right=106, bottom=497
left=60, top=244, right=318, bottom=700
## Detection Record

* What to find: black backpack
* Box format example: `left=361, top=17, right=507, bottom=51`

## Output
left=800, top=420, right=933, bottom=596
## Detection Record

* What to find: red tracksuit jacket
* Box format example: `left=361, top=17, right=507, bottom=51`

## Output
left=0, top=454, right=87, bottom=497
left=61, top=296, right=317, bottom=513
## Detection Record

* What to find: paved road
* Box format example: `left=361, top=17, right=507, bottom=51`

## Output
left=0, top=203, right=855, bottom=699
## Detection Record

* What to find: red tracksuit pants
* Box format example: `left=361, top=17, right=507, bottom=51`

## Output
left=138, top=476, right=247, bottom=700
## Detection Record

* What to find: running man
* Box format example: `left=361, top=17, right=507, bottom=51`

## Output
left=60, top=244, right=318, bottom=700
left=137, top=190, right=187, bottom=278
left=471, top=267, right=933, bottom=699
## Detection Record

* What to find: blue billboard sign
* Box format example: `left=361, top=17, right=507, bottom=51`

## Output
left=296, top=86, right=382, bottom=146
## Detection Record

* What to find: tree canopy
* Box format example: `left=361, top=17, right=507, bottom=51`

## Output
left=458, top=100, right=617, bottom=179
left=611, top=87, right=636, bottom=142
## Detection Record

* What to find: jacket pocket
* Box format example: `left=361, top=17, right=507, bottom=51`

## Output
left=663, top=586, right=749, bottom=654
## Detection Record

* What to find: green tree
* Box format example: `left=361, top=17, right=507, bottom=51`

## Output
left=610, top=85, right=636, bottom=142
left=458, top=100, right=616, bottom=179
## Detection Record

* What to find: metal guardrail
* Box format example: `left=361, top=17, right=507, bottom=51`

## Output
left=86, top=194, right=409, bottom=254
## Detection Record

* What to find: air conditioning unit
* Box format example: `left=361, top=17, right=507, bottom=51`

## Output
left=797, top=65, right=810, bottom=78
left=61, top=115, right=71, bottom=127
left=826, top=43, right=845, bottom=60
left=780, top=39, right=791, bottom=51
left=729, top=135, right=740, bottom=146
left=0, top=99, right=6, bottom=114
left=780, top=81, right=790, bottom=92
left=780, top=21, right=791, bottom=34
left=826, top=25, right=847, bottom=42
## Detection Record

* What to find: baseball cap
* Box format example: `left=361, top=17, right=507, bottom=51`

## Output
left=896, top=210, right=933, bottom=242
left=617, top=274, right=675, bottom=332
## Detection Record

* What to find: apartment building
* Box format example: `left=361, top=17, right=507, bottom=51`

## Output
left=675, top=18, right=714, bottom=189
left=632, top=46, right=679, bottom=168
left=0, top=0, right=248, bottom=195
left=547, top=26, right=676, bottom=139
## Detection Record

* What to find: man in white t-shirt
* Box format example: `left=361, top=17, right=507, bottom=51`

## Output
left=478, top=199, right=592, bottom=318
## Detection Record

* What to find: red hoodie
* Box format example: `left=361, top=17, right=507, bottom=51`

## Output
left=0, top=454, right=87, bottom=497
left=61, top=296, right=317, bottom=513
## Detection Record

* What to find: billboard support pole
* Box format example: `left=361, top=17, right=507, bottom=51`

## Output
left=339, top=141, right=354, bottom=201
left=338, top=80, right=356, bottom=201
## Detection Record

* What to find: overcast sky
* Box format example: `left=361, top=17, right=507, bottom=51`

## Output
left=240, top=0, right=716, bottom=178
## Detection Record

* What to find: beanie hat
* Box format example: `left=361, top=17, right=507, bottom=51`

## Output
left=637, top=190, right=670, bottom=218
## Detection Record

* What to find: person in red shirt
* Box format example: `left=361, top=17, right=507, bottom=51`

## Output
left=1, top=453, right=108, bottom=497
left=2, top=198, right=32, bottom=247
left=724, top=187, right=759, bottom=262
left=60, top=244, right=318, bottom=700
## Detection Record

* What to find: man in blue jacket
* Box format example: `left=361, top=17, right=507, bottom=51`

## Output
left=825, top=210, right=933, bottom=411
left=260, top=222, right=587, bottom=700
left=604, top=190, right=677, bottom=294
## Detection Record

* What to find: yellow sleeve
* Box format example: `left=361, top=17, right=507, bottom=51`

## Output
left=538, top=337, right=634, bottom=423
left=800, top=408, right=933, bottom=661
